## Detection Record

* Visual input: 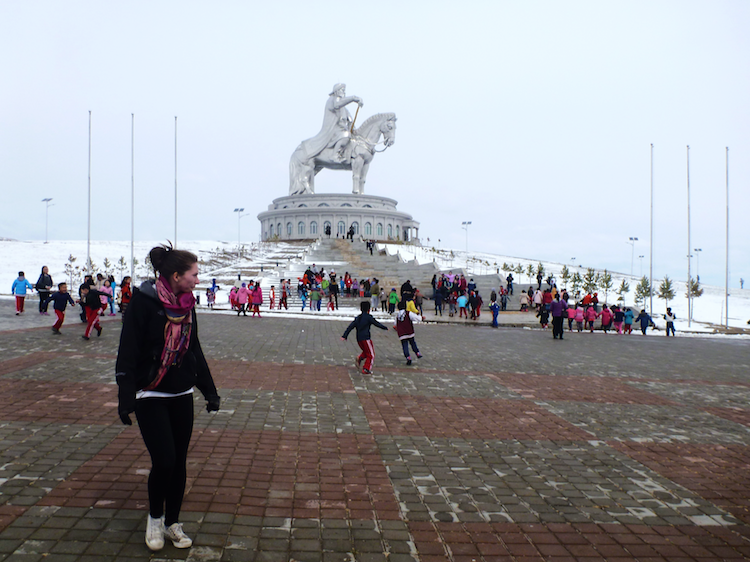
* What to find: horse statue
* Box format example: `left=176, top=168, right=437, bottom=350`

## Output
left=289, top=112, right=397, bottom=195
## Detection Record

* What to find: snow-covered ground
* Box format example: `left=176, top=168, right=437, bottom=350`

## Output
left=1, top=238, right=748, bottom=333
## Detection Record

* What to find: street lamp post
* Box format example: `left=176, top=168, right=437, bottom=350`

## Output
left=234, top=208, right=247, bottom=262
left=638, top=255, right=645, bottom=277
left=694, top=248, right=702, bottom=281
left=41, top=198, right=53, bottom=243
left=461, top=221, right=471, bottom=256
left=628, top=237, right=639, bottom=277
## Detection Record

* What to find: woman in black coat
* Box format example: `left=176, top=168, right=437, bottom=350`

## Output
left=36, top=266, right=53, bottom=314
left=116, top=245, right=220, bottom=552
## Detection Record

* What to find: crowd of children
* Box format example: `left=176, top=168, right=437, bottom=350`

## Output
left=10, top=266, right=134, bottom=340
left=430, top=272, right=486, bottom=320
left=517, top=283, right=666, bottom=337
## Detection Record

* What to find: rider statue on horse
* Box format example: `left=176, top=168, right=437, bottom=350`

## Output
left=289, top=83, right=396, bottom=196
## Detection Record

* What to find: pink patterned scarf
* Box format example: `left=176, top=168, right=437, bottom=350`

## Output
left=143, top=276, right=195, bottom=390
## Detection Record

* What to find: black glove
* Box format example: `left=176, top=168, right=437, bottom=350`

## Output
left=206, top=395, right=220, bottom=413
left=116, top=373, right=136, bottom=426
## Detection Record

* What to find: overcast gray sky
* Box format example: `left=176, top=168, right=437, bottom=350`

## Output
left=1, top=1, right=747, bottom=287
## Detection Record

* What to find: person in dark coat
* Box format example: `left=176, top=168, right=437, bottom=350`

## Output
left=634, top=309, right=654, bottom=335
left=78, top=275, right=94, bottom=322
left=549, top=293, right=568, bottom=340
left=36, top=266, right=54, bottom=314
left=400, top=280, right=414, bottom=303
left=116, top=245, right=219, bottom=552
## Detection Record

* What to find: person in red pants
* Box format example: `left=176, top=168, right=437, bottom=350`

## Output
left=44, top=283, right=77, bottom=334
left=80, top=285, right=105, bottom=340
left=341, top=301, right=388, bottom=374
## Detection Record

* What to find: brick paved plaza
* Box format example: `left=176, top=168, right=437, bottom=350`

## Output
left=1, top=299, right=749, bottom=561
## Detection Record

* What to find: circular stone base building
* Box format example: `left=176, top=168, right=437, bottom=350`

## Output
left=258, top=193, right=420, bottom=242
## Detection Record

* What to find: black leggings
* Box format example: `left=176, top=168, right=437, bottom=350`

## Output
left=38, top=291, right=50, bottom=312
left=135, top=394, right=194, bottom=525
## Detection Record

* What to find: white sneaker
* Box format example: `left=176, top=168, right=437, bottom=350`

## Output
left=165, top=522, right=193, bottom=548
left=145, top=515, right=165, bottom=551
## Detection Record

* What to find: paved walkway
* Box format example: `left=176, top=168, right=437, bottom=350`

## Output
left=0, top=298, right=749, bottom=561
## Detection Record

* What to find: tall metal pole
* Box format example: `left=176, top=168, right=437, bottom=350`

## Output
left=131, top=114, right=135, bottom=281
left=686, top=145, right=692, bottom=327
left=174, top=116, right=178, bottom=248
left=87, top=111, right=92, bottom=274
left=234, top=208, right=245, bottom=262
left=628, top=237, right=638, bottom=277
left=649, top=144, right=654, bottom=314
left=42, top=198, right=53, bottom=243
left=461, top=221, right=471, bottom=255
left=725, top=147, right=729, bottom=328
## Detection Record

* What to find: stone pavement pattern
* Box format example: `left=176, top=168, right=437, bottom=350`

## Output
left=0, top=300, right=749, bottom=561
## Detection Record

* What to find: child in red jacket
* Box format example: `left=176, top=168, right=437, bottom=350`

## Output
left=393, top=300, right=424, bottom=365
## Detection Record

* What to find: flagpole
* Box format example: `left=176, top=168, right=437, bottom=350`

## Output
left=131, top=113, right=135, bottom=282
left=649, top=143, right=654, bottom=314
left=725, top=147, right=729, bottom=328
left=686, top=145, right=691, bottom=327
left=87, top=111, right=92, bottom=274
left=174, top=116, right=178, bottom=248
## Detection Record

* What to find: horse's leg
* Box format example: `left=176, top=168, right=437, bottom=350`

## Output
left=351, top=155, right=365, bottom=194
left=359, top=160, right=372, bottom=194
left=289, top=149, right=307, bottom=194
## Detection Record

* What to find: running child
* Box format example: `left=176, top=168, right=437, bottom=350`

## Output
left=393, top=300, right=424, bottom=365
left=80, top=284, right=105, bottom=340
left=44, top=283, right=76, bottom=334
left=11, top=271, right=34, bottom=315
left=341, top=301, right=388, bottom=374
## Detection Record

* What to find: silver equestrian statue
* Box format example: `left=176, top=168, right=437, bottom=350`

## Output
left=289, top=83, right=397, bottom=195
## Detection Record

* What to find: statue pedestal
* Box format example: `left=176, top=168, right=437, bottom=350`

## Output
left=258, top=193, right=419, bottom=242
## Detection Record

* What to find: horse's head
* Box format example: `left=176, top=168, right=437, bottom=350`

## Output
left=355, top=113, right=397, bottom=149
left=380, top=115, right=397, bottom=147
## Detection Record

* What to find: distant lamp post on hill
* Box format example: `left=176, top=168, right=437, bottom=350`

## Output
left=234, top=208, right=247, bottom=262
left=41, top=198, right=53, bottom=243
left=461, top=221, right=471, bottom=255
left=638, top=255, right=645, bottom=277
left=694, top=248, right=702, bottom=281
left=628, top=237, right=639, bottom=277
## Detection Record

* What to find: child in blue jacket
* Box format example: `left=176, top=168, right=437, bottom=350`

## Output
left=11, top=271, right=34, bottom=315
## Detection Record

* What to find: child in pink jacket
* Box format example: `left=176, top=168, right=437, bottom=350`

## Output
left=251, top=284, right=263, bottom=317
left=584, top=306, right=598, bottom=332
left=574, top=306, right=585, bottom=332
left=567, top=305, right=577, bottom=331
left=236, top=283, right=250, bottom=316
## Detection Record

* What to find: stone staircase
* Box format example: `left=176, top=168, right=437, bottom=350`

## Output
left=209, top=238, right=536, bottom=312
left=280, top=238, right=513, bottom=301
